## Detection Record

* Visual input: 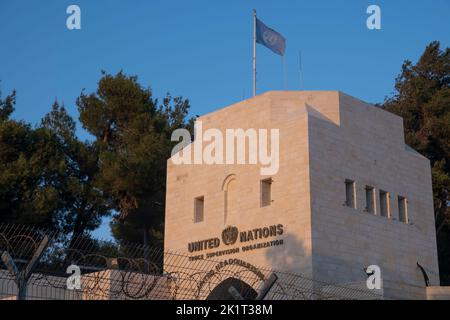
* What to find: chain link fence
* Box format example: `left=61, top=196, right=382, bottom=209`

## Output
left=0, top=224, right=382, bottom=300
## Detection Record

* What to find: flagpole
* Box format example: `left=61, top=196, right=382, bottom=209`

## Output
left=253, top=9, right=257, bottom=97
left=298, top=50, right=304, bottom=90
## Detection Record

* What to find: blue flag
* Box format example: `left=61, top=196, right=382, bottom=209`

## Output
left=256, top=18, right=286, bottom=56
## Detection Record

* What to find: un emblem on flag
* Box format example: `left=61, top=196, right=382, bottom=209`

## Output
left=263, top=31, right=278, bottom=46
left=222, top=226, right=239, bottom=246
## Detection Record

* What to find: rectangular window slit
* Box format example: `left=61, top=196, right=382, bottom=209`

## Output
left=345, top=179, right=356, bottom=209
left=261, top=178, right=272, bottom=207
left=398, top=196, right=408, bottom=223
left=194, top=196, right=204, bottom=223
left=379, top=190, right=390, bottom=218
left=365, top=186, right=375, bottom=214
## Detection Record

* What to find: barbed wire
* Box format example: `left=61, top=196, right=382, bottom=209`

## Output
left=0, top=223, right=383, bottom=300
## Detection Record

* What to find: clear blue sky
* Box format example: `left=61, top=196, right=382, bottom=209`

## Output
left=1, top=0, right=449, bottom=240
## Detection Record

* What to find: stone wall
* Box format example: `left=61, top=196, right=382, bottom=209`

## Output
left=164, top=91, right=440, bottom=299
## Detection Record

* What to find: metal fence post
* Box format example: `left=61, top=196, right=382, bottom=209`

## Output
left=1, top=235, right=49, bottom=300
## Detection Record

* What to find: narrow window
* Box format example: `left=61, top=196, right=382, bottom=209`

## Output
left=379, top=190, right=390, bottom=218
left=261, top=178, right=272, bottom=207
left=194, top=196, right=204, bottom=223
left=398, top=196, right=408, bottom=223
left=365, top=186, right=375, bottom=214
left=345, top=179, right=356, bottom=209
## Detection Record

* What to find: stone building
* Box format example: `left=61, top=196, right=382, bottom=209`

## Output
left=164, top=91, right=443, bottom=299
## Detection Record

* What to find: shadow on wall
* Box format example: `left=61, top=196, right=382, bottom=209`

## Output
left=261, top=230, right=429, bottom=300
left=263, top=233, right=309, bottom=274
left=262, top=230, right=370, bottom=283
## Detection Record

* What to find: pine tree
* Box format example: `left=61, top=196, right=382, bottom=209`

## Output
left=383, top=41, right=450, bottom=284
left=77, top=71, right=193, bottom=248
left=41, top=102, right=110, bottom=247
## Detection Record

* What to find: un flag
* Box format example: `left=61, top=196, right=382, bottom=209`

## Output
left=256, top=18, right=286, bottom=56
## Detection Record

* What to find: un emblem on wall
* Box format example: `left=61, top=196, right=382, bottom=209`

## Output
left=222, top=226, right=239, bottom=246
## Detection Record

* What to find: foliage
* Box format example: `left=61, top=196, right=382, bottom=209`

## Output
left=77, top=71, right=193, bottom=247
left=383, top=41, right=450, bottom=284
